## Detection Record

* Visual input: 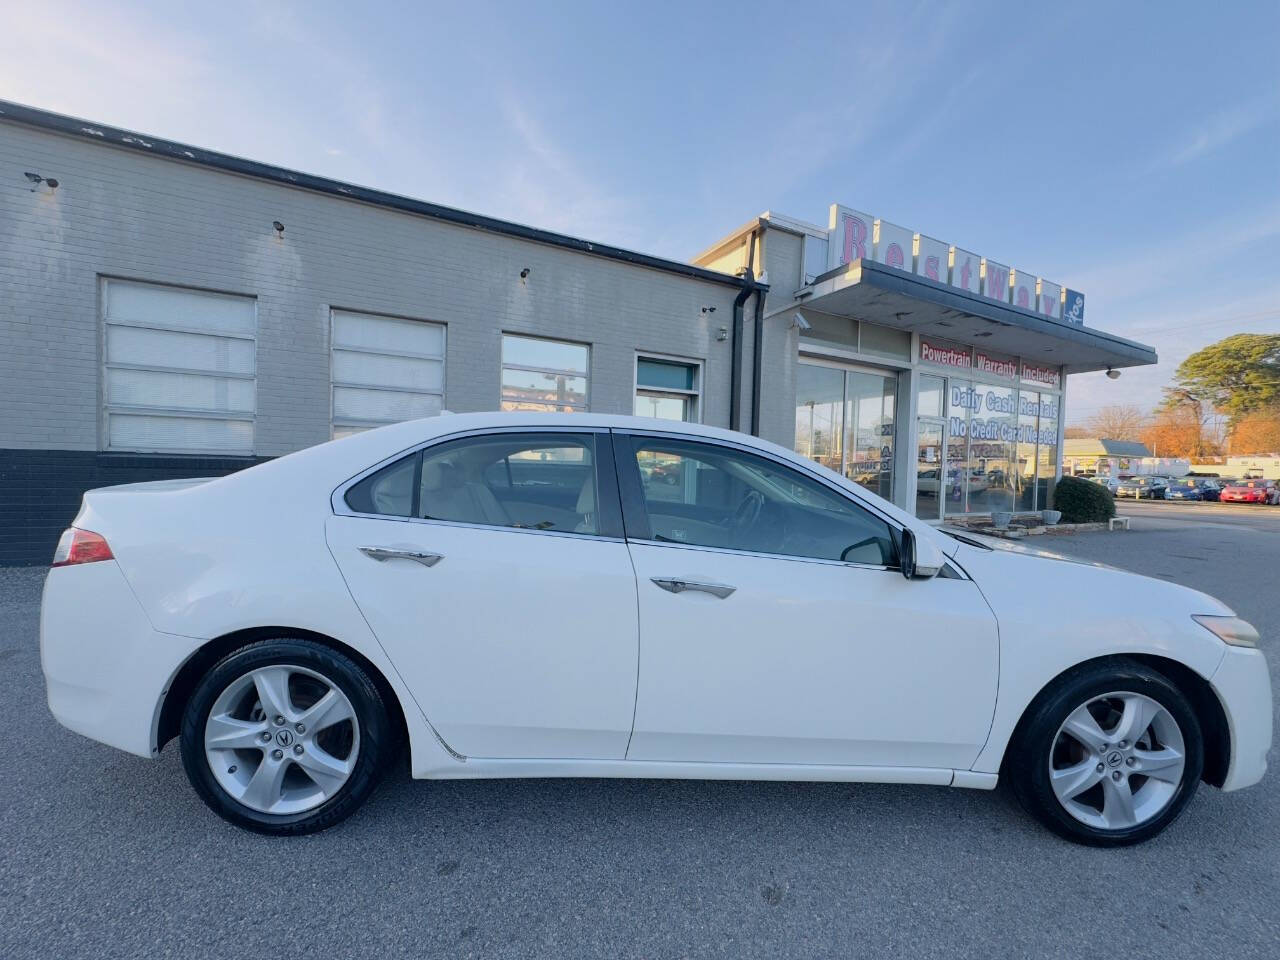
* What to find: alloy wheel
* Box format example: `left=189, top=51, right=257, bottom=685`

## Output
left=1048, top=691, right=1186, bottom=831
left=204, top=664, right=360, bottom=815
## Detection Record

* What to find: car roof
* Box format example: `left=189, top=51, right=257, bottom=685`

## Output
left=227, top=410, right=942, bottom=545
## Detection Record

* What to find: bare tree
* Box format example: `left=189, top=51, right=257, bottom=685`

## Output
left=1086, top=404, right=1147, bottom=441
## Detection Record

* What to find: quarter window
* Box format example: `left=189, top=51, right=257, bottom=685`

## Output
left=627, top=437, right=897, bottom=566
left=501, top=335, right=589, bottom=412
left=635, top=356, right=701, bottom=422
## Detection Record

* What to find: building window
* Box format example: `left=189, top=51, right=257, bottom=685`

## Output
left=331, top=310, right=445, bottom=439
left=102, top=279, right=256, bottom=454
left=794, top=361, right=896, bottom=501
left=634, top=355, right=701, bottom=422
left=500, top=334, right=589, bottom=412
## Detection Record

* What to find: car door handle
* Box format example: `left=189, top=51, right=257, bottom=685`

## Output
left=358, top=546, right=444, bottom=567
left=650, top=577, right=736, bottom=599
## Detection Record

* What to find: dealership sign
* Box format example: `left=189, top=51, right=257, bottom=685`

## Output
left=949, top=386, right=1060, bottom=446
left=974, top=349, right=1018, bottom=379
left=920, top=336, right=1063, bottom=390
left=826, top=203, right=1081, bottom=324
left=919, top=337, right=972, bottom=369
left=1062, top=289, right=1085, bottom=326
left=1020, top=362, right=1062, bottom=389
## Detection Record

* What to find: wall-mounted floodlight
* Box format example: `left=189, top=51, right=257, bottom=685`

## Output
left=24, top=172, right=59, bottom=190
left=791, top=312, right=812, bottom=332
left=1106, top=368, right=1121, bottom=380
left=272, top=221, right=285, bottom=235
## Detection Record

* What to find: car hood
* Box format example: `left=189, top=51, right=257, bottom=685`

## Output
left=950, top=536, right=1235, bottom=620
left=944, top=530, right=1116, bottom=570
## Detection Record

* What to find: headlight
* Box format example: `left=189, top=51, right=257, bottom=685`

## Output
left=1193, top=615, right=1260, bottom=648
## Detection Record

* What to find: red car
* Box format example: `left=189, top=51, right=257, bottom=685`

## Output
left=1219, top=479, right=1277, bottom=504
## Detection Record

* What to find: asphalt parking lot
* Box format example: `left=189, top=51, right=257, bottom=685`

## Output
left=2, top=510, right=1276, bottom=959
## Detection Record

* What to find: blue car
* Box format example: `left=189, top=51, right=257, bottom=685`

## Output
left=1164, top=482, right=1203, bottom=501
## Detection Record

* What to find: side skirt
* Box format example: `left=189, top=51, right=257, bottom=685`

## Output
left=415, top=757, right=999, bottom=790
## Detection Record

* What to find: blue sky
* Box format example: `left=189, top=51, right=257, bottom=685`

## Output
left=2, top=0, right=1276, bottom=421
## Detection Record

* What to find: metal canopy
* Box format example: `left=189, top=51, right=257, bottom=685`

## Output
left=796, top=260, right=1157, bottom=374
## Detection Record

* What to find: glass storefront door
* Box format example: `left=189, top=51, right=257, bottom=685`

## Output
left=915, top=419, right=945, bottom=521
left=795, top=361, right=897, bottom=501
left=844, top=370, right=895, bottom=500
left=794, top=363, right=844, bottom=475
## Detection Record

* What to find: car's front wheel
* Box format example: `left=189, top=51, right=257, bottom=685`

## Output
left=180, top=638, right=391, bottom=835
left=1007, top=660, right=1203, bottom=846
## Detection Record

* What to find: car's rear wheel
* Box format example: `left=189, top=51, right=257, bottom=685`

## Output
left=1007, top=660, right=1203, bottom=846
left=180, top=639, right=390, bottom=835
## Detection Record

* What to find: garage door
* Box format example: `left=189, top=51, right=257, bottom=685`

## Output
left=331, top=310, right=445, bottom=439
left=102, top=279, right=256, bottom=454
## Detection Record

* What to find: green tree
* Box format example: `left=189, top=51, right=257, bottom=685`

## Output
left=1163, top=333, right=1280, bottom=426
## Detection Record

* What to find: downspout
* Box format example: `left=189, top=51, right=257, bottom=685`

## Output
left=729, top=226, right=760, bottom=433
left=749, top=217, right=769, bottom=436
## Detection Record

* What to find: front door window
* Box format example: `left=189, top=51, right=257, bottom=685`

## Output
left=629, top=437, right=897, bottom=567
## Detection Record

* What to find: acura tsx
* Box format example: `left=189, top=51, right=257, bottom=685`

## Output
left=40, top=413, right=1271, bottom=844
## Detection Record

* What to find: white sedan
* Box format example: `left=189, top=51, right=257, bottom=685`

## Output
left=40, top=413, right=1271, bottom=845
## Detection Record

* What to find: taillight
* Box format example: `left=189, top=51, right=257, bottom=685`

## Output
left=51, top=528, right=114, bottom=567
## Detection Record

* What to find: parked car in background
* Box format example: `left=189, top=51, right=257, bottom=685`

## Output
left=1116, top=476, right=1168, bottom=499
left=1219, top=480, right=1276, bottom=504
left=1164, top=482, right=1204, bottom=502
left=1183, top=478, right=1222, bottom=502
left=1089, top=476, right=1122, bottom=494
left=38, top=412, right=1272, bottom=846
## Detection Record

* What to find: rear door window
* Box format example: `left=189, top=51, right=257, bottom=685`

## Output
left=344, top=432, right=621, bottom=537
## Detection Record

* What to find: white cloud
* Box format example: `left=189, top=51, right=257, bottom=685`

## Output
left=483, top=95, right=645, bottom=248
left=1062, top=203, right=1280, bottom=311
left=1161, top=96, right=1277, bottom=168
left=0, top=1, right=215, bottom=130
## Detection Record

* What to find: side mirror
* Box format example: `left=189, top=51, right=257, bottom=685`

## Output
left=900, top=528, right=945, bottom=580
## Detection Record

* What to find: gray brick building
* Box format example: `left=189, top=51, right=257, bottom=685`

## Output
left=1, top=101, right=1156, bottom=564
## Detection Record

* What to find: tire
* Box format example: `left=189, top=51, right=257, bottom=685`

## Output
left=1006, top=659, right=1203, bottom=847
left=180, top=638, right=391, bottom=835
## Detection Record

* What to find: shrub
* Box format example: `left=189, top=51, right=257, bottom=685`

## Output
left=1053, top=476, right=1116, bottom=523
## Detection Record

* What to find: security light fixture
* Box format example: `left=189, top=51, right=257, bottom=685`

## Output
left=24, top=172, right=58, bottom=190
left=791, top=312, right=812, bottom=332
left=701, top=306, right=716, bottom=314
left=1106, top=368, right=1121, bottom=380
left=519, top=267, right=530, bottom=279
left=272, top=221, right=285, bottom=235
